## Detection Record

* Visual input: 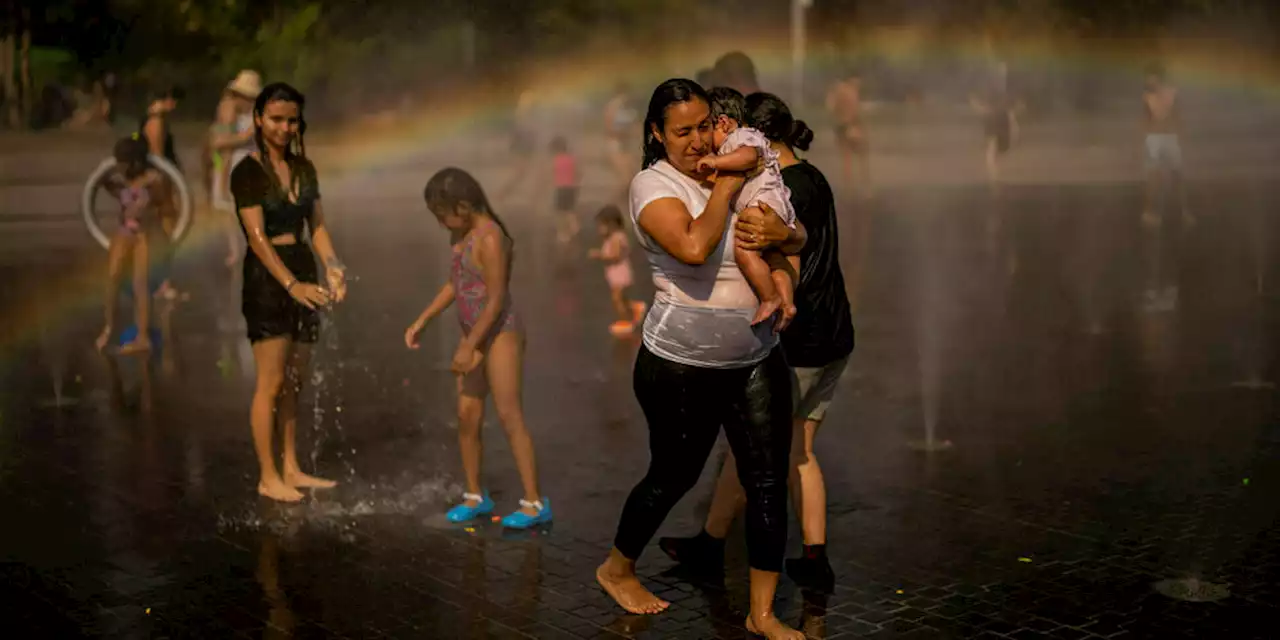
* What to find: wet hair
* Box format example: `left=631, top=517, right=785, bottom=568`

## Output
left=114, top=136, right=149, bottom=178
left=252, top=82, right=308, bottom=196
left=641, top=78, right=710, bottom=170
left=423, top=167, right=512, bottom=243
left=708, top=86, right=746, bottom=126
left=745, top=92, right=813, bottom=152
left=713, top=52, right=758, bottom=91
left=550, top=136, right=568, bottom=154
left=596, top=204, right=625, bottom=230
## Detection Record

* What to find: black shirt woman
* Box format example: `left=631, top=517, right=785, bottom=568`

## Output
left=230, top=82, right=347, bottom=503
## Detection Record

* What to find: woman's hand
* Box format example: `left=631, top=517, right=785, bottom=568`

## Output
left=735, top=202, right=790, bottom=251
left=451, top=342, right=483, bottom=375
left=404, top=319, right=425, bottom=350
left=326, top=266, right=348, bottom=303
left=288, top=282, right=330, bottom=310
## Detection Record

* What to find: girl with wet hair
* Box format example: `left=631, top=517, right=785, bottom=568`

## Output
left=231, top=82, right=347, bottom=503
left=95, top=136, right=163, bottom=355
left=404, top=167, right=552, bottom=530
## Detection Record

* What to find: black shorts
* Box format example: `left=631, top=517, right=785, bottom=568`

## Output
left=242, top=244, right=320, bottom=344
left=554, top=186, right=578, bottom=212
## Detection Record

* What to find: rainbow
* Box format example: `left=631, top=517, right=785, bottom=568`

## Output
left=8, top=28, right=1280, bottom=356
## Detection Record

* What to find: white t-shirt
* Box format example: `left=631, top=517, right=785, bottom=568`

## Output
left=629, top=160, right=777, bottom=369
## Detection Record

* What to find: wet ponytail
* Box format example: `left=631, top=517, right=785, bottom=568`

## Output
left=789, top=119, right=814, bottom=152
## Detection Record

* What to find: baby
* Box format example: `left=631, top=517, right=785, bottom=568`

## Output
left=696, top=86, right=799, bottom=326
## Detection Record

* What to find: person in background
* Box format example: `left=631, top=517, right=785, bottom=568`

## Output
left=826, top=68, right=871, bottom=198
left=713, top=51, right=762, bottom=95
left=138, top=85, right=186, bottom=301
left=550, top=136, right=580, bottom=247
left=1140, top=62, right=1192, bottom=312
left=604, top=83, right=640, bottom=198
left=588, top=205, right=646, bottom=336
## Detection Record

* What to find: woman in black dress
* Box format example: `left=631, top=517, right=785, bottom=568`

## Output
left=231, top=82, right=347, bottom=502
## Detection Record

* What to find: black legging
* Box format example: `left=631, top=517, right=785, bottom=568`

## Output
left=614, top=344, right=793, bottom=572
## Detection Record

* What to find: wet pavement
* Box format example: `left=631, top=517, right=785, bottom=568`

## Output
left=3, top=135, right=1280, bottom=639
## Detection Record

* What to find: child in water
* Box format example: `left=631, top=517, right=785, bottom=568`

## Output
left=550, top=136, right=580, bottom=246
left=404, top=167, right=552, bottom=530
left=696, top=87, right=799, bottom=326
left=588, top=205, right=646, bottom=336
left=96, top=136, right=162, bottom=355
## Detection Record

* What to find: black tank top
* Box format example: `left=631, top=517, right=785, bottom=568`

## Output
left=138, top=115, right=180, bottom=169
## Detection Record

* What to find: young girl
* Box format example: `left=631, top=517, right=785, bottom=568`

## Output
left=550, top=136, right=580, bottom=246
left=404, top=167, right=552, bottom=529
left=588, top=205, right=645, bottom=336
left=96, top=136, right=162, bottom=355
left=232, top=82, right=346, bottom=503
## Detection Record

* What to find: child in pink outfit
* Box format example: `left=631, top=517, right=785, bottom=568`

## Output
left=551, top=136, right=580, bottom=245
left=696, top=87, right=799, bottom=327
left=589, top=205, right=645, bottom=336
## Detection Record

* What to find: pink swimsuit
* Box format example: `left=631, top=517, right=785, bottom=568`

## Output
left=118, top=182, right=149, bottom=235
left=450, top=222, right=520, bottom=339
left=603, top=232, right=633, bottom=290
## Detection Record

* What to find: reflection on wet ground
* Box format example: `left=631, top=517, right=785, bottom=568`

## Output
left=2, top=174, right=1280, bottom=639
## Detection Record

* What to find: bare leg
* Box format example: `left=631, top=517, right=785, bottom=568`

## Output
left=704, top=449, right=746, bottom=539
left=280, top=343, right=336, bottom=489
left=855, top=143, right=873, bottom=199
left=1142, top=169, right=1160, bottom=227
left=744, top=569, right=805, bottom=639
left=118, top=235, right=152, bottom=355
left=610, top=288, right=630, bottom=324
left=596, top=548, right=670, bottom=614
left=97, top=235, right=129, bottom=351
left=790, top=417, right=826, bottom=545
left=456, top=361, right=488, bottom=507
left=736, top=244, right=781, bottom=326
left=1174, top=169, right=1194, bottom=227
left=250, top=337, right=303, bottom=502
left=485, top=331, right=542, bottom=515
left=985, top=138, right=1001, bottom=189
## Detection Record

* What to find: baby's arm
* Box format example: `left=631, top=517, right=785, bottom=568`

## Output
left=711, top=146, right=760, bottom=173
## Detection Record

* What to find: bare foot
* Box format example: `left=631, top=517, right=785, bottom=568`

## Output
left=596, top=563, right=670, bottom=615
left=745, top=613, right=804, bottom=640
left=283, top=471, right=337, bottom=489
left=95, top=326, right=112, bottom=353
left=117, top=337, right=152, bottom=356
left=258, top=478, right=304, bottom=503
left=751, top=297, right=781, bottom=327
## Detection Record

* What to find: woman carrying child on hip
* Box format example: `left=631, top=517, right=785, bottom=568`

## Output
left=404, top=168, right=552, bottom=529
left=588, top=205, right=646, bottom=336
